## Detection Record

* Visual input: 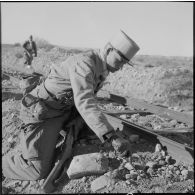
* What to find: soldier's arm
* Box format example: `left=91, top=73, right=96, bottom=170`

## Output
left=23, top=41, right=30, bottom=55
left=23, top=41, right=27, bottom=49
left=68, top=57, right=114, bottom=143
left=33, top=42, right=37, bottom=57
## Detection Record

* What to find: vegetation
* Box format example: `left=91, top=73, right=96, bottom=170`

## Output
left=15, top=52, right=23, bottom=59
left=34, top=37, right=55, bottom=51
left=14, top=43, right=21, bottom=47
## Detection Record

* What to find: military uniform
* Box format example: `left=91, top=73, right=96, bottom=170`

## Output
left=2, top=49, right=114, bottom=180
left=23, top=40, right=37, bottom=65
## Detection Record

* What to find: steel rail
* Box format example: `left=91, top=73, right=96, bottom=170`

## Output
left=103, top=112, right=194, bottom=164
left=103, top=111, right=193, bottom=133
left=109, top=94, right=194, bottom=127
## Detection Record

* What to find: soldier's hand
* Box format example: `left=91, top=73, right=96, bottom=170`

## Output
left=111, top=136, right=131, bottom=157
left=104, top=131, right=131, bottom=157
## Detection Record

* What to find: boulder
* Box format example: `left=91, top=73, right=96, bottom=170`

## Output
left=124, top=162, right=134, bottom=171
left=91, top=175, right=115, bottom=192
left=67, top=153, right=109, bottom=179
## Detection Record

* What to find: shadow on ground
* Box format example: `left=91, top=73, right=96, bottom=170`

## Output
left=2, top=91, right=23, bottom=102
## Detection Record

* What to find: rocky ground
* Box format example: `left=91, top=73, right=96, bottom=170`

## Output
left=1, top=44, right=194, bottom=194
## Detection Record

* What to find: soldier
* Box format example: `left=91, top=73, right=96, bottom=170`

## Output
left=2, top=30, right=140, bottom=180
left=23, top=35, right=37, bottom=67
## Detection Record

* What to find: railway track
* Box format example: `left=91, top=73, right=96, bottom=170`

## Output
left=2, top=71, right=194, bottom=164
left=98, top=93, right=194, bottom=164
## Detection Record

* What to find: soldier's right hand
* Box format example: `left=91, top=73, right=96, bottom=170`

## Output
left=111, top=136, right=131, bottom=157
left=103, top=131, right=131, bottom=157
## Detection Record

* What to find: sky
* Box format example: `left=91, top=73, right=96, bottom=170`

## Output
left=1, top=2, right=193, bottom=56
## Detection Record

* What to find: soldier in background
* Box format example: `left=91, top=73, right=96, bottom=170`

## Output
left=23, top=35, right=37, bottom=67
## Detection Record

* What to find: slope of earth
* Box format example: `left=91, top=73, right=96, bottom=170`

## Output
left=100, top=56, right=193, bottom=112
left=1, top=44, right=193, bottom=194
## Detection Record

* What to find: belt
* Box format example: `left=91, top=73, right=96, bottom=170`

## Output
left=37, top=82, right=74, bottom=110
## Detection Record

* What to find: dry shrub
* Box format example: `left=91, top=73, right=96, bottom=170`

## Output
left=34, top=37, right=54, bottom=51
left=145, top=64, right=154, bottom=68
left=162, top=69, right=193, bottom=106
left=14, top=43, right=21, bottom=47
left=15, top=52, right=23, bottom=59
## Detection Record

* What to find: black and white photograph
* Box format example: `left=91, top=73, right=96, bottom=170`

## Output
left=1, top=1, right=194, bottom=194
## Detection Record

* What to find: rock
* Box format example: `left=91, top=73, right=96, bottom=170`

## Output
left=175, top=170, right=181, bottom=175
left=22, top=181, right=30, bottom=189
left=146, top=161, right=158, bottom=169
left=124, top=162, right=134, bottom=171
left=4, top=180, right=21, bottom=188
left=7, top=136, right=13, bottom=143
left=153, top=124, right=162, bottom=130
left=140, top=173, right=146, bottom=178
left=154, top=187, right=164, bottom=193
left=109, top=169, right=120, bottom=179
left=179, top=165, right=184, bottom=171
left=161, top=150, right=166, bottom=157
left=173, top=166, right=179, bottom=171
left=165, top=155, right=172, bottom=164
left=155, top=143, right=162, bottom=152
left=181, top=169, right=189, bottom=179
left=104, top=171, right=112, bottom=177
left=38, top=179, right=45, bottom=186
left=158, top=160, right=166, bottom=166
left=147, top=168, right=155, bottom=176
left=81, top=176, right=87, bottom=182
left=108, top=151, right=115, bottom=158
left=125, top=174, right=131, bottom=180
left=170, top=119, right=178, bottom=126
left=137, top=175, right=142, bottom=181
left=187, top=165, right=194, bottom=171
left=91, top=175, right=115, bottom=192
left=168, top=165, right=174, bottom=170
left=67, top=153, right=109, bottom=179
left=129, top=134, right=139, bottom=143
left=131, top=189, right=141, bottom=193
left=129, top=172, right=138, bottom=180
left=120, top=114, right=128, bottom=119
left=131, top=153, right=140, bottom=159
left=166, top=172, right=173, bottom=179
left=133, top=162, right=144, bottom=170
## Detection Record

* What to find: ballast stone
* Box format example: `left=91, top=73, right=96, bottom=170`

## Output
left=67, top=153, right=109, bottom=179
left=91, top=175, right=116, bottom=192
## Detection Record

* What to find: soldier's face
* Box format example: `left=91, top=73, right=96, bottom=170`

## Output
left=106, top=49, right=128, bottom=73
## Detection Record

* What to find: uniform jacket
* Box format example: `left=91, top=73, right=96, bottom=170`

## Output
left=44, top=49, right=114, bottom=142
left=23, top=40, right=37, bottom=56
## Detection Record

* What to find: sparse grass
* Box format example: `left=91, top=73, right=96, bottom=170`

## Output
left=14, top=43, right=21, bottom=47
left=134, top=55, right=192, bottom=68
left=34, top=37, right=55, bottom=51
left=144, top=63, right=154, bottom=68
left=162, top=69, right=193, bottom=106
left=15, top=52, right=23, bottom=59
